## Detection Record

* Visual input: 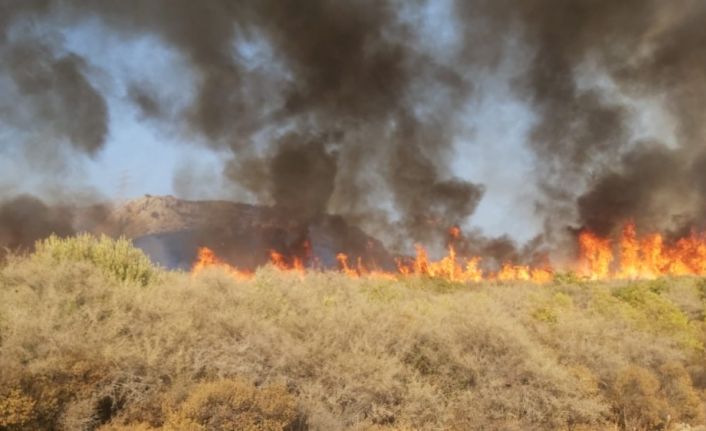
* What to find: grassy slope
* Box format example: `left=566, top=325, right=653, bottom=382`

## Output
left=1, top=236, right=705, bottom=430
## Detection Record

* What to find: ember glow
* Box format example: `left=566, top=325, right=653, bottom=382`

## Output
left=192, top=223, right=706, bottom=283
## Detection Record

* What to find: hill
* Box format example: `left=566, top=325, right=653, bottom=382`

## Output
left=98, top=195, right=393, bottom=270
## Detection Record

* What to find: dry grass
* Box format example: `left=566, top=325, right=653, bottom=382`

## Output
left=1, top=236, right=705, bottom=430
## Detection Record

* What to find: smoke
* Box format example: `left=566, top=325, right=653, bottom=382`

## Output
left=0, top=1, right=110, bottom=251
left=2, top=0, right=706, bottom=259
left=6, top=40, right=108, bottom=154
left=0, top=195, right=75, bottom=253
left=39, top=0, right=483, bottom=250
left=490, top=0, right=706, bottom=238
left=576, top=144, right=699, bottom=237
left=225, top=133, right=338, bottom=221
left=267, top=136, right=338, bottom=221
left=448, top=0, right=706, bottom=245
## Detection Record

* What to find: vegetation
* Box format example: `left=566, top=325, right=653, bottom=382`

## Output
left=1, top=236, right=705, bottom=430
left=31, top=234, right=158, bottom=286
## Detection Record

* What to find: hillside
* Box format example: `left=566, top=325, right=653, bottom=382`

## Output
left=1, top=236, right=705, bottom=430
left=98, top=195, right=393, bottom=270
left=100, top=195, right=265, bottom=239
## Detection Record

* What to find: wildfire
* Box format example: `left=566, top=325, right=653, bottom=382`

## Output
left=269, top=250, right=305, bottom=272
left=578, top=222, right=706, bottom=280
left=578, top=230, right=613, bottom=280
left=394, top=245, right=484, bottom=282
left=192, top=247, right=252, bottom=280
left=336, top=253, right=396, bottom=279
left=191, top=223, right=706, bottom=283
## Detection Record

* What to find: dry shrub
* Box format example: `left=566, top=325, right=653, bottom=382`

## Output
left=363, top=425, right=415, bottom=431
left=99, top=378, right=303, bottom=431
left=611, top=366, right=669, bottom=430
left=32, top=234, right=158, bottom=286
left=100, top=423, right=154, bottom=431
left=514, top=280, right=706, bottom=429
left=2, top=243, right=706, bottom=430
left=610, top=282, right=703, bottom=350
left=568, top=365, right=601, bottom=396
left=161, top=378, right=302, bottom=431
left=59, top=391, right=128, bottom=431
left=608, top=363, right=705, bottom=430
left=0, top=359, right=124, bottom=431
left=0, top=389, right=36, bottom=430
left=658, top=362, right=704, bottom=424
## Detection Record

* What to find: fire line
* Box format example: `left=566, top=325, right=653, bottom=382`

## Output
left=192, top=222, right=706, bottom=282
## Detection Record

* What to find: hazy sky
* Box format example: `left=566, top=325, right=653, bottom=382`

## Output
left=0, top=0, right=691, bottom=246
left=78, top=81, right=541, bottom=241
left=0, top=8, right=543, bottom=242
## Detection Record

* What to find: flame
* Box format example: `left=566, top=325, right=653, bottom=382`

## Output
left=268, top=250, right=287, bottom=270
left=578, top=230, right=613, bottom=280
left=269, top=249, right=306, bottom=272
left=337, top=253, right=398, bottom=279
left=192, top=247, right=252, bottom=280
left=191, top=223, right=706, bottom=283
left=617, top=223, right=640, bottom=279
left=337, top=252, right=358, bottom=277
left=578, top=221, right=706, bottom=280
left=448, top=225, right=461, bottom=241
left=268, top=240, right=311, bottom=272
left=395, top=245, right=485, bottom=282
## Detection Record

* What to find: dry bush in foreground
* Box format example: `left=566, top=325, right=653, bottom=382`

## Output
left=0, top=236, right=705, bottom=430
left=100, top=378, right=303, bottom=431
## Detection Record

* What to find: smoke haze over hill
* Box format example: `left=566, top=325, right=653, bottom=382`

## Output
left=1, top=0, right=705, bottom=260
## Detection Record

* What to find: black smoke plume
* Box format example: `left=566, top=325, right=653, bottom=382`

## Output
left=2, top=0, right=706, bottom=260
left=471, top=1, right=706, bottom=239
left=0, top=195, right=75, bottom=254
left=0, top=1, right=110, bottom=252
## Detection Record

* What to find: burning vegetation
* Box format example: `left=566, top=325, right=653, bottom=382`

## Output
left=580, top=223, right=706, bottom=281
left=193, top=222, right=706, bottom=283
left=3, top=0, right=706, bottom=429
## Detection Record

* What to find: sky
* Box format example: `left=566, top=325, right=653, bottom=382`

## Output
left=6, top=7, right=545, bottom=242
left=1, top=0, right=697, bottom=251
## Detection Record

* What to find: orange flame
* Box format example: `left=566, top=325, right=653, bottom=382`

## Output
left=578, top=230, right=613, bottom=280
left=269, top=249, right=307, bottom=272
left=192, top=224, right=706, bottom=283
left=269, top=250, right=287, bottom=270
left=578, top=222, right=706, bottom=280
left=192, top=247, right=252, bottom=280
left=337, top=253, right=358, bottom=277
left=448, top=225, right=461, bottom=241
left=396, top=244, right=486, bottom=282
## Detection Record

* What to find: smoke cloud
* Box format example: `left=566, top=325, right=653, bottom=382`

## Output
left=0, top=195, right=75, bottom=254
left=44, top=0, right=485, bottom=250
left=1, top=0, right=706, bottom=259
left=479, top=1, right=706, bottom=238
left=0, top=1, right=110, bottom=252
